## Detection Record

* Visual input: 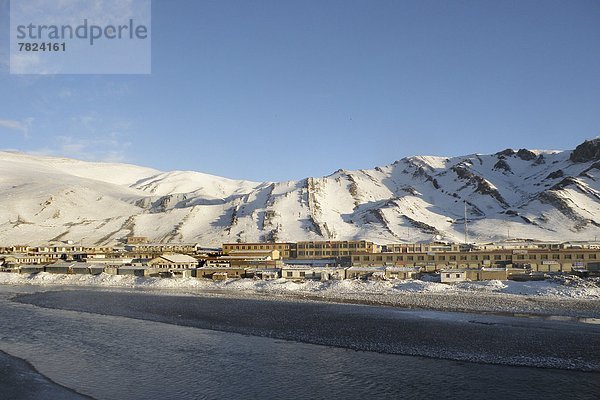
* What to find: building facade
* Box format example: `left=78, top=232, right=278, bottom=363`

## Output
left=296, top=240, right=380, bottom=259
left=351, top=248, right=600, bottom=272
left=222, top=242, right=295, bottom=259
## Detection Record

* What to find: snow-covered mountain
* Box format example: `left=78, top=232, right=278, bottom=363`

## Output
left=2, top=139, right=600, bottom=246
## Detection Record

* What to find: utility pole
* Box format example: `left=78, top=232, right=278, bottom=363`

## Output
left=464, top=200, right=468, bottom=244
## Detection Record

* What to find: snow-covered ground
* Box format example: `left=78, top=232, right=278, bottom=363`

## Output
left=1, top=272, right=598, bottom=300
left=2, top=141, right=600, bottom=246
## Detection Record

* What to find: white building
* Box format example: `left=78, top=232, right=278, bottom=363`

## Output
left=345, top=266, right=386, bottom=280
left=148, top=254, right=198, bottom=270
left=385, top=266, right=421, bottom=280
left=440, top=269, right=468, bottom=283
left=281, top=265, right=345, bottom=281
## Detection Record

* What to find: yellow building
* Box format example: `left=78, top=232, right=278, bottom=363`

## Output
left=222, top=242, right=295, bottom=259
left=227, top=249, right=281, bottom=260
left=384, top=242, right=461, bottom=253
left=196, top=266, right=248, bottom=280
left=126, top=236, right=149, bottom=244
left=296, top=240, right=380, bottom=259
left=352, top=248, right=600, bottom=273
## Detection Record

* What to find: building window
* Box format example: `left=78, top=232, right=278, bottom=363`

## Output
left=455, top=274, right=461, bottom=278
left=446, top=274, right=451, bottom=278
left=287, top=272, right=292, bottom=277
left=299, top=272, right=305, bottom=277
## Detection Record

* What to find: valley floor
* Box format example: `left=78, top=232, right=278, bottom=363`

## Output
left=11, top=287, right=600, bottom=373
left=1, top=272, right=599, bottom=318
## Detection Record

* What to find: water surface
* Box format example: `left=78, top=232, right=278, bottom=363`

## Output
left=1, top=286, right=598, bottom=399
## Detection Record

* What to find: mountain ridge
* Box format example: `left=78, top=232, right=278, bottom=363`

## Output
left=1, top=139, right=599, bottom=246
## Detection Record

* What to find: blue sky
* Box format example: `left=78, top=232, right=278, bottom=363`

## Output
left=1, top=0, right=599, bottom=181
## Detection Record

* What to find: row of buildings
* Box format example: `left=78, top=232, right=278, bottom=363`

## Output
left=4, top=260, right=420, bottom=282
left=220, top=239, right=600, bottom=274
left=1, top=238, right=600, bottom=282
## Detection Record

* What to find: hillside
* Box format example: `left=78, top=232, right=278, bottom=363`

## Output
left=1, top=139, right=599, bottom=246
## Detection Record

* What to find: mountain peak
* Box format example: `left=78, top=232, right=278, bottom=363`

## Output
left=1, top=141, right=599, bottom=246
left=570, top=139, right=600, bottom=163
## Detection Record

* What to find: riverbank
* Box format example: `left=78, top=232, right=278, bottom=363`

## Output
left=0, top=350, right=92, bottom=400
left=2, top=285, right=600, bottom=399
left=1, top=272, right=600, bottom=318
left=13, top=288, right=600, bottom=372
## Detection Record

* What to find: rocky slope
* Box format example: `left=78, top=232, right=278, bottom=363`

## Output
left=1, top=139, right=599, bottom=246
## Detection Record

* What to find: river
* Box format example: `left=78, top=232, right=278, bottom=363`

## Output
left=0, top=286, right=598, bottom=399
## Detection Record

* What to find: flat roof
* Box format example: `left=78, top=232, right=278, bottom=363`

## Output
left=118, top=266, right=148, bottom=270
left=223, top=242, right=292, bottom=245
left=228, top=250, right=278, bottom=254
left=155, top=254, right=198, bottom=263
left=129, top=243, right=199, bottom=246
left=283, top=259, right=338, bottom=264
left=386, top=267, right=421, bottom=272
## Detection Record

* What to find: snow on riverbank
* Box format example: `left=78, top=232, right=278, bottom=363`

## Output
left=1, top=272, right=598, bottom=300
